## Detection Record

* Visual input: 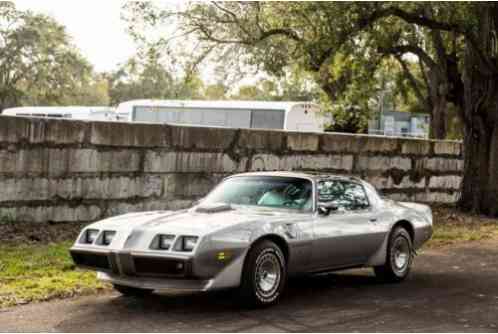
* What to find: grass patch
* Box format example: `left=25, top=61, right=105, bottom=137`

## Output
left=0, top=241, right=108, bottom=309
left=428, top=223, right=498, bottom=248
left=427, top=207, right=498, bottom=248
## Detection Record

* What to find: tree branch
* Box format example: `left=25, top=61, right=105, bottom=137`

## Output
left=378, top=44, right=439, bottom=72
left=385, top=5, right=498, bottom=74
left=394, top=54, right=429, bottom=111
left=418, top=59, right=430, bottom=94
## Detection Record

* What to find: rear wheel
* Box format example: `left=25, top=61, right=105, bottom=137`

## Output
left=374, top=227, right=413, bottom=282
left=239, top=240, right=287, bottom=307
left=113, top=284, right=153, bottom=297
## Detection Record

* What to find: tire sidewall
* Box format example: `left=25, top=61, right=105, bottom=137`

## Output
left=242, top=240, right=287, bottom=306
left=388, top=228, right=413, bottom=278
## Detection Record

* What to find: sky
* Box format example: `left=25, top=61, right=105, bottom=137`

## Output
left=13, top=0, right=260, bottom=86
left=14, top=0, right=162, bottom=73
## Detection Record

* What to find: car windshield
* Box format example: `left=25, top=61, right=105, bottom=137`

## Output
left=202, top=176, right=313, bottom=211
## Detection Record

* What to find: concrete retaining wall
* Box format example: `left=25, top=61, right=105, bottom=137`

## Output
left=0, top=116, right=463, bottom=223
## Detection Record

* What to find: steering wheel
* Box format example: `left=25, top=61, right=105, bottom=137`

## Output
left=282, top=200, right=297, bottom=207
left=283, top=184, right=300, bottom=197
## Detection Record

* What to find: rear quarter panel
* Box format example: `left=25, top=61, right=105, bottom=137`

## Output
left=366, top=200, right=433, bottom=266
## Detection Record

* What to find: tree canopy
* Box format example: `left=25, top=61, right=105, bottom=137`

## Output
left=122, top=2, right=464, bottom=135
left=0, top=3, right=108, bottom=110
left=124, top=2, right=498, bottom=216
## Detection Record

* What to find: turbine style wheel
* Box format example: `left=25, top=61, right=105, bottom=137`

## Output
left=239, top=240, right=287, bottom=307
left=113, top=284, right=153, bottom=297
left=374, top=226, right=413, bottom=282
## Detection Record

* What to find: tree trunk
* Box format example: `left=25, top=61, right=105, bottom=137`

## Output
left=430, top=96, right=448, bottom=139
left=459, top=117, right=498, bottom=216
left=458, top=13, right=498, bottom=216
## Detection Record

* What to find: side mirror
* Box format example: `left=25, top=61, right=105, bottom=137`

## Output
left=318, top=202, right=339, bottom=216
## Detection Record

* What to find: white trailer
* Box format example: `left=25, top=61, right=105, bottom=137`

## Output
left=1, top=106, right=117, bottom=121
left=115, top=100, right=329, bottom=132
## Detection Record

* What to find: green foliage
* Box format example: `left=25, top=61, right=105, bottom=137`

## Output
left=0, top=212, right=15, bottom=225
left=230, top=70, right=320, bottom=101
left=203, top=82, right=228, bottom=100
left=0, top=3, right=108, bottom=110
left=107, top=48, right=173, bottom=105
left=0, top=241, right=106, bottom=308
left=122, top=2, right=437, bottom=133
left=106, top=47, right=207, bottom=105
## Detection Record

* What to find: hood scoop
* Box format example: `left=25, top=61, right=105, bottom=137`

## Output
left=195, top=203, right=233, bottom=214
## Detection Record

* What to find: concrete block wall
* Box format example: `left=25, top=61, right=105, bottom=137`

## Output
left=0, top=116, right=463, bottom=224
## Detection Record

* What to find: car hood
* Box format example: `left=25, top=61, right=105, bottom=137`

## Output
left=86, top=204, right=305, bottom=237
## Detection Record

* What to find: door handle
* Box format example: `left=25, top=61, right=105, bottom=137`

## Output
left=369, top=218, right=378, bottom=223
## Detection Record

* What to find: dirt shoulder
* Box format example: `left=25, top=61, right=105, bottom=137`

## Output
left=0, top=220, right=87, bottom=246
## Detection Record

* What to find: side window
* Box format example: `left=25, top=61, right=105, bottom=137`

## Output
left=318, top=180, right=370, bottom=211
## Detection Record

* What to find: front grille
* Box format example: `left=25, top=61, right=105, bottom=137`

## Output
left=133, top=257, right=187, bottom=277
left=71, top=251, right=110, bottom=271
left=108, top=252, right=120, bottom=274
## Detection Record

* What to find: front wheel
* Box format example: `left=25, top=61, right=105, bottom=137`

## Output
left=239, top=240, right=287, bottom=307
left=113, top=284, right=153, bottom=297
left=374, top=227, right=413, bottom=283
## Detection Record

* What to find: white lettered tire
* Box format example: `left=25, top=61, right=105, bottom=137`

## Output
left=374, top=227, right=413, bottom=282
left=239, top=240, right=287, bottom=307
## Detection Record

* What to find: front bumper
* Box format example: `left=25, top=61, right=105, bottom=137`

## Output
left=70, top=245, right=246, bottom=292
left=70, top=247, right=213, bottom=291
left=97, top=271, right=213, bottom=291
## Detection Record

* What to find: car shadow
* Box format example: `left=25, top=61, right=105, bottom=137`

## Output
left=54, top=266, right=498, bottom=332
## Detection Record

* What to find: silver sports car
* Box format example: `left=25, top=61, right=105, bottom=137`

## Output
left=70, top=172, right=433, bottom=307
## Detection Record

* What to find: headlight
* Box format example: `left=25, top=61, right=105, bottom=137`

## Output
left=158, top=234, right=175, bottom=250
left=180, top=236, right=198, bottom=252
left=102, top=231, right=116, bottom=245
left=85, top=229, right=99, bottom=244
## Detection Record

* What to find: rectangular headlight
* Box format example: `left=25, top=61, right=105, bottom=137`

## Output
left=85, top=229, right=99, bottom=244
left=102, top=231, right=116, bottom=245
left=158, top=234, right=175, bottom=250
left=180, top=236, right=198, bottom=252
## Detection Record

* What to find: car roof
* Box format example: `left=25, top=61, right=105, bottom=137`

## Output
left=227, top=171, right=362, bottom=183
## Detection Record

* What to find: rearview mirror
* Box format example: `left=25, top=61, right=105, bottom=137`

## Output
left=318, top=202, right=339, bottom=216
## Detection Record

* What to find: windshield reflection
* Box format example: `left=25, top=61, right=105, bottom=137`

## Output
left=202, top=176, right=313, bottom=212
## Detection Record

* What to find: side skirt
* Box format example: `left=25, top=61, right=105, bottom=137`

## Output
left=306, top=263, right=366, bottom=276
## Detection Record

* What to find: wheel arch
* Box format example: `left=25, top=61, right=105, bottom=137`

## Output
left=391, top=220, right=415, bottom=242
left=250, top=234, right=290, bottom=264
left=366, top=219, right=415, bottom=267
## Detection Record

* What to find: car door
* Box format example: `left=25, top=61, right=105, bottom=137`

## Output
left=311, top=180, right=385, bottom=270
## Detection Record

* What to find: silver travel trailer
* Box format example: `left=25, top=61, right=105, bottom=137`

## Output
left=115, top=100, right=329, bottom=132
left=2, top=106, right=117, bottom=121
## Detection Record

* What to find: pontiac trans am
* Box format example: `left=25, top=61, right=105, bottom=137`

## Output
left=70, top=172, right=433, bottom=307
